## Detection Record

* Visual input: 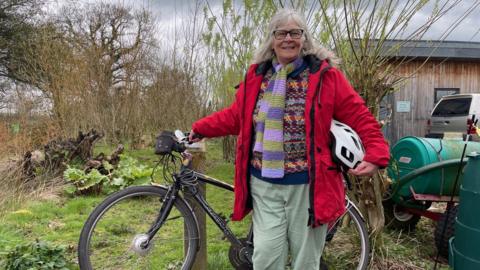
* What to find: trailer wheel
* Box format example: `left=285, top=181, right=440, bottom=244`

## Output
left=383, top=199, right=420, bottom=231
left=434, top=205, right=457, bottom=258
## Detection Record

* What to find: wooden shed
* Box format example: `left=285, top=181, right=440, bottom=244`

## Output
left=380, top=40, right=480, bottom=143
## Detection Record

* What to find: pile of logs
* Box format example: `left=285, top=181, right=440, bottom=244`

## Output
left=21, top=129, right=123, bottom=179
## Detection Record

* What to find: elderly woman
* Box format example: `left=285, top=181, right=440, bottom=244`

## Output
left=190, top=8, right=389, bottom=270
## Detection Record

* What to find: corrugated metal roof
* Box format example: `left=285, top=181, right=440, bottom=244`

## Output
left=380, top=40, right=480, bottom=61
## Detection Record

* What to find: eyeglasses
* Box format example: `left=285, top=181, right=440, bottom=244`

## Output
left=272, top=29, right=304, bottom=40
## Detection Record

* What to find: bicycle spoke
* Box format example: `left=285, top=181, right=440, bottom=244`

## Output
left=79, top=187, right=199, bottom=270
left=322, top=206, right=369, bottom=270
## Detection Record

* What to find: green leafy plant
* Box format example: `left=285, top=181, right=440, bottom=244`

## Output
left=63, top=167, right=108, bottom=194
left=4, top=240, right=72, bottom=270
left=110, top=155, right=153, bottom=190
left=63, top=155, right=153, bottom=194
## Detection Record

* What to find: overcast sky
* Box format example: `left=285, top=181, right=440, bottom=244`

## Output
left=49, top=0, right=480, bottom=42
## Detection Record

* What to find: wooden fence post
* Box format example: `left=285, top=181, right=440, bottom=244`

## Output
left=186, top=141, right=207, bottom=270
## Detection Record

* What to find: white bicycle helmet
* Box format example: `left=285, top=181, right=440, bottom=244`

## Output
left=330, top=120, right=365, bottom=170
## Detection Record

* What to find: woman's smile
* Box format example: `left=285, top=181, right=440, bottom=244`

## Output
left=272, top=20, right=304, bottom=65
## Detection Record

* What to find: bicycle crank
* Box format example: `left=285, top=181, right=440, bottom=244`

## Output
left=130, top=234, right=153, bottom=256
left=228, top=238, right=253, bottom=270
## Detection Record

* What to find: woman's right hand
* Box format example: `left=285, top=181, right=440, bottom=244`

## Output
left=188, top=130, right=203, bottom=143
left=348, top=161, right=378, bottom=177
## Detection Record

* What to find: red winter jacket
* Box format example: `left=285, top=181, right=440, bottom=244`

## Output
left=192, top=55, right=390, bottom=225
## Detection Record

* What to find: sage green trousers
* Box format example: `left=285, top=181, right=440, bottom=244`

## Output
left=250, top=175, right=328, bottom=270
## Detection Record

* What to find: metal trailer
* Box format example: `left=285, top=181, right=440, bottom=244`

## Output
left=384, top=136, right=480, bottom=258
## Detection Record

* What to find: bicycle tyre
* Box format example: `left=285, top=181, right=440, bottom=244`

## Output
left=78, top=185, right=199, bottom=270
left=434, top=205, right=457, bottom=258
left=322, top=204, right=370, bottom=270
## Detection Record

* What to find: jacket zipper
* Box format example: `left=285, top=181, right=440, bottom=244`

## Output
left=308, top=65, right=331, bottom=226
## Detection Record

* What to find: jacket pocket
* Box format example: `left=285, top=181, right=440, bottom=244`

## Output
left=314, top=156, right=345, bottom=222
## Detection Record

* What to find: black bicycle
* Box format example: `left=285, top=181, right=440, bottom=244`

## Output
left=78, top=131, right=370, bottom=270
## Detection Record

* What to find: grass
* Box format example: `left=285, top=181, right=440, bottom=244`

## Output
left=0, top=197, right=98, bottom=269
left=0, top=139, right=451, bottom=269
left=375, top=218, right=450, bottom=270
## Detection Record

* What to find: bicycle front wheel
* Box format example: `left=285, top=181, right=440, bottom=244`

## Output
left=78, top=185, right=199, bottom=270
left=322, top=202, right=370, bottom=270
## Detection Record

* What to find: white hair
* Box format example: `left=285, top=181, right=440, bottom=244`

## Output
left=252, top=8, right=338, bottom=66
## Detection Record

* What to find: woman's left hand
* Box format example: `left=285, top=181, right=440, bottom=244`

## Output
left=348, top=161, right=379, bottom=177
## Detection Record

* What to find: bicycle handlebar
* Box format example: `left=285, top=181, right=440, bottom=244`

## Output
left=155, top=130, right=203, bottom=156
left=191, top=134, right=204, bottom=143
left=154, top=130, right=187, bottom=155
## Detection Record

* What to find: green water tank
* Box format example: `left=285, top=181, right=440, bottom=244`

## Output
left=388, top=137, right=480, bottom=199
left=449, top=152, right=480, bottom=269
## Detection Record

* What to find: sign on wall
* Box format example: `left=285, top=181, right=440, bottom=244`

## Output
left=396, top=101, right=411, bottom=112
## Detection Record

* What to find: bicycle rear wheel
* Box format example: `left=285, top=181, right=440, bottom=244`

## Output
left=322, top=203, right=370, bottom=270
left=78, top=185, right=199, bottom=270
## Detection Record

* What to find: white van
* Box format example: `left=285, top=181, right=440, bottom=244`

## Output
left=426, top=94, right=480, bottom=139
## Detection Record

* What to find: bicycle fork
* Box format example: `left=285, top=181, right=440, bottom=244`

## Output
left=142, top=183, right=181, bottom=247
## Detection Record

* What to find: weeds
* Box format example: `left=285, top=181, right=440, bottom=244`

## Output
left=3, top=240, right=72, bottom=270
left=0, top=116, right=60, bottom=158
left=0, top=160, right=64, bottom=215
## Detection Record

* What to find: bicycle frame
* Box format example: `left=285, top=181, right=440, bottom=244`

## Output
left=145, top=158, right=249, bottom=252
left=345, top=196, right=365, bottom=221
left=187, top=174, right=244, bottom=247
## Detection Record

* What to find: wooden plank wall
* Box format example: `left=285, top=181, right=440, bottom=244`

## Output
left=388, top=60, right=480, bottom=143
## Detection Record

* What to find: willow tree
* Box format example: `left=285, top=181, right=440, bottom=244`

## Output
left=316, top=0, right=480, bottom=246
left=202, top=0, right=277, bottom=161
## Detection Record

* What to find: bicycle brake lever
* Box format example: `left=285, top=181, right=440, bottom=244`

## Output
left=174, top=130, right=187, bottom=142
